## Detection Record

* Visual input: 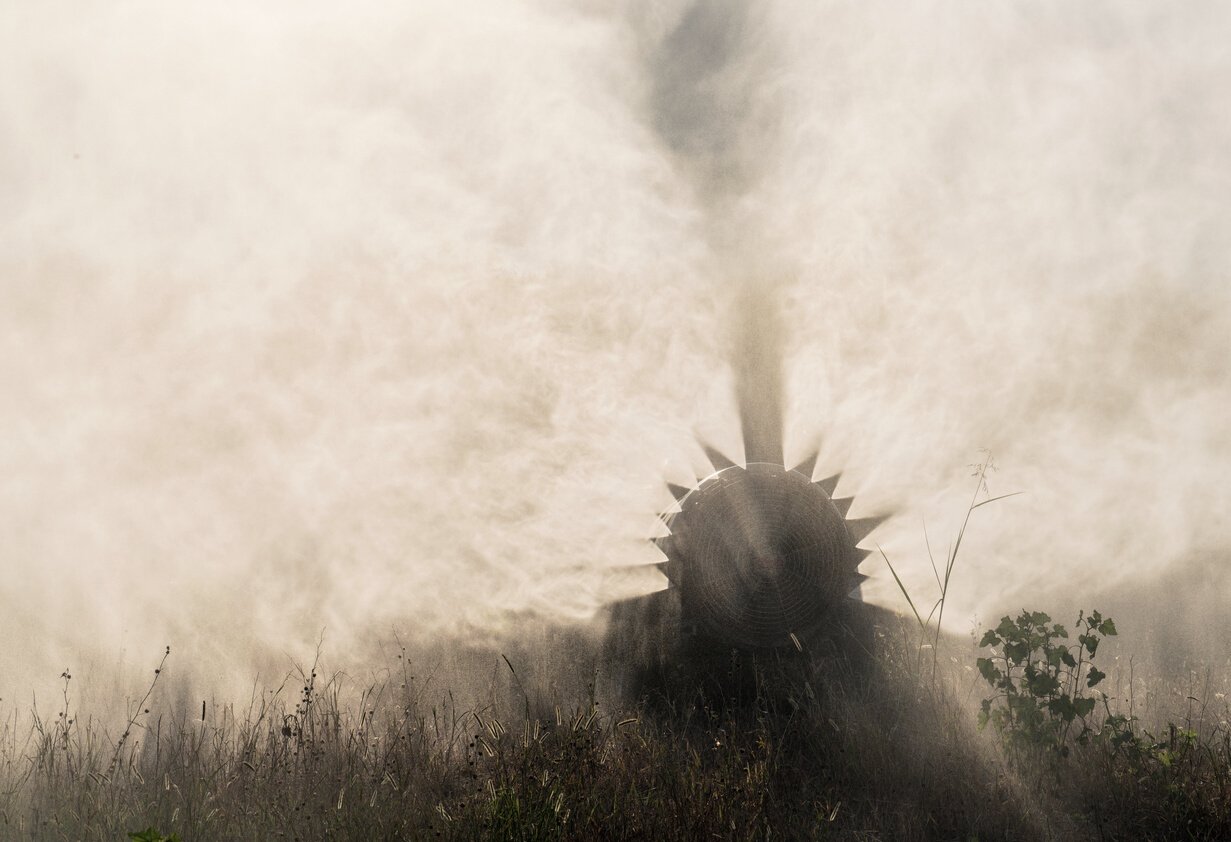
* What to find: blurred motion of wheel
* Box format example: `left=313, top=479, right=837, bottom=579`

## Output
left=603, top=443, right=890, bottom=707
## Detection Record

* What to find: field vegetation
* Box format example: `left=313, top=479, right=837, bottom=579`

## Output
left=1, top=606, right=1228, bottom=841
left=3, top=464, right=1228, bottom=839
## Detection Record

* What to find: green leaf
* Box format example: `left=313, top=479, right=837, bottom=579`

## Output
left=1078, top=634, right=1099, bottom=657
left=1098, top=618, right=1117, bottom=636
left=1073, top=697, right=1096, bottom=718
left=1086, top=666, right=1106, bottom=688
left=1003, top=641, right=1029, bottom=663
left=1060, top=649, right=1077, bottom=668
left=976, top=658, right=1002, bottom=685
left=1047, top=695, right=1076, bottom=722
left=1027, top=671, right=1061, bottom=698
left=978, top=630, right=1000, bottom=648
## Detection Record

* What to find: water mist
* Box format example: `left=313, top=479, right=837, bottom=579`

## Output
left=2, top=0, right=1229, bottom=710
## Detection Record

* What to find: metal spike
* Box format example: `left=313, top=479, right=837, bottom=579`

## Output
left=603, top=559, right=673, bottom=586
left=667, top=482, right=691, bottom=502
left=815, top=473, right=841, bottom=496
left=843, top=547, right=872, bottom=574
left=700, top=442, right=738, bottom=472
left=789, top=451, right=818, bottom=479
left=847, top=572, right=870, bottom=599
left=845, top=515, right=889, bottom=545
left=831, top=496, right=854, bottom=517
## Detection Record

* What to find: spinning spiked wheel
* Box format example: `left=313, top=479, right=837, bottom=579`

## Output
left=653, top=444, right=887, bottom=652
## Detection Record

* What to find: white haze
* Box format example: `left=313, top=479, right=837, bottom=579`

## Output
left=2, top=1, right=1229, bottom=700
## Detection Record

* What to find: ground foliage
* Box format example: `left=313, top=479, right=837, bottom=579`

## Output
left=977, top=609, right=1231, bottom=840
left=0, top=614, right=1228, bottom=841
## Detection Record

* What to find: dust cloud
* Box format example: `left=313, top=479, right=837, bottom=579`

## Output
left=2, top=1, right=1229, bottom=702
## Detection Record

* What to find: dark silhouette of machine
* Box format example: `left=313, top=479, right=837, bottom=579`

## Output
left=603, top=436, right=889, bottom=707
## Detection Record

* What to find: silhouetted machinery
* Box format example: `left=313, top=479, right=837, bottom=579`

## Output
left=604, top=439, right=889, bottom=704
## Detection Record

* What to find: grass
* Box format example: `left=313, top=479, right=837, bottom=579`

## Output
left=1, top=615, right=1228, bottom=840
left=0, top=630, right=1016, bottom=840
left=2, top=458, right=1227, bottom=839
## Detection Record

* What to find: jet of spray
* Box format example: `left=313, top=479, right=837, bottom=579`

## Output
left=643, top=1, right=790, bottom=466
left=729, top=287, right=786, bottom=467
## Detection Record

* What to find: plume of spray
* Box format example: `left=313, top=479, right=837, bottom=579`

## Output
left=2, top=0, right=1230, bottom=710
left=643, top=0, right=790, bottom=466
left=729, top=287, right=786, bottom=467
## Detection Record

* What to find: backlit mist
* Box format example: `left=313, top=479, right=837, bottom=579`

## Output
left=3, top=0, right=1229, bottom=702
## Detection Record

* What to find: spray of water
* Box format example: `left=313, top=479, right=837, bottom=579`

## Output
left=2, top=1, right=1229, bottom=704
left=644, top=1, right=789, bottom=466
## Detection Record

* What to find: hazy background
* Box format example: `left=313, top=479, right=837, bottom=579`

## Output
left=3, top=1, right=1229, bottom=703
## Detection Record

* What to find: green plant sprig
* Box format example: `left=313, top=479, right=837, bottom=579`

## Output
left=975, top=609, right=1118, bottom=754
